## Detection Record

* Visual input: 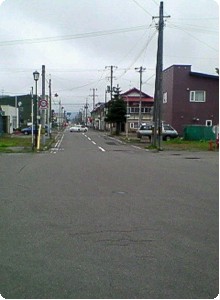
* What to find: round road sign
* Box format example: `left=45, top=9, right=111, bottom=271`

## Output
left=39, top=99, right=48, bottom=109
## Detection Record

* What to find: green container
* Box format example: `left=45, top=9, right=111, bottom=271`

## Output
left=184, top=125, right=216, bottom=141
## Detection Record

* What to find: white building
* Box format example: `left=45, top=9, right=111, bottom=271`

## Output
left=1, top=105, right=19, bottom=134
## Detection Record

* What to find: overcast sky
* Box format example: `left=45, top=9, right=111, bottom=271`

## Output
left=0, top=0, right=219, bottom=113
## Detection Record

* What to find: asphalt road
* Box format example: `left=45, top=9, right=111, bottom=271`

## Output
left=1, top=129, right=219, bottom=299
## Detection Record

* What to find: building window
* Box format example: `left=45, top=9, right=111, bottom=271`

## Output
left=141, top=107, right=152, bottom=113
left=129, top=107, right=152, bottom=114
left=130, top=122, right=139, bottom=129
left=130, top=107, right=139, bottom=113
left=190, top=91, right=206, bottom=102
left=206, top=120, right=212, bottom=126
left=163, top=92, right=168, bottom=103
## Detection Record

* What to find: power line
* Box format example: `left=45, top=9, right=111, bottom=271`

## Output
left=0, top=25, right=149, bottom=47
left=167, top=21, right=218, bottom=34
left=151, top=0, right=160, bottom=7
left=167, top=23, right=218, bottom=52
left=131, top=0, right=153, bottom=17
left=116, top=29, right=157, bottom=79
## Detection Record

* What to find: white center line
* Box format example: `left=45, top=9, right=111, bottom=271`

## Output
left=98, top=146, right=106, bottom=152
left=92, top=141, right=96, bottom=145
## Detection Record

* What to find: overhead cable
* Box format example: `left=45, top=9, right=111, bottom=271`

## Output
left=0, top=25, right=150, bottom=47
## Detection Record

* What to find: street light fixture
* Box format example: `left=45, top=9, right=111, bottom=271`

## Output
left=33, top=70, right=40, bottom=148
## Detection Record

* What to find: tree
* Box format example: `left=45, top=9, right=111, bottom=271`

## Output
left=105, top=86, right=126, bottom=135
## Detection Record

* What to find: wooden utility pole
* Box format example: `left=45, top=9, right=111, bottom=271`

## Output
left=90, top=88, right=97, bottom=109
left=135, top=66, right=146, bottom=126
left=152, top=2, right=170, bottom=148
left=48, top=77, right=52, bottom=138
left=105, top=65, right=117, bottom=100
left=84, top=98, right=88, bottom=126
left=41, top=65, right=46, bottom=145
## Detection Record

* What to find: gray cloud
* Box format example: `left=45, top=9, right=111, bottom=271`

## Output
left=0, top=0, right=218, bottom=112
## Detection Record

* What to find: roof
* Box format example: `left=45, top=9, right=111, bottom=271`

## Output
left=163, top=65, right=219, bottom=80
left=163, top=64, right=192, bottom=73
left=121, top=87, right=153, bottom=99
left=190, top=72, right=219, bottom=80
left=91, top=102, right=106, bottom=113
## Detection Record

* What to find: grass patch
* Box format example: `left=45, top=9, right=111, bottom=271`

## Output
left=0, top=134, right=32, bottom=152
left=0, top=135, right=32, bottom=147
left=119, top=135, right=214, bottom=151
left=0, top=134, right=56, bottom=153
left=162, top=138, right=215, bottom=151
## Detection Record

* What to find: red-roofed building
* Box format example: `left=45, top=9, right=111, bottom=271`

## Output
left=121, top=88, right=154, bottom=131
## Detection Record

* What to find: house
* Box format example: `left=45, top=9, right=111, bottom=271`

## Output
left=91, top=102, right=106, bottom=130
left=0, top=107, right=4, bottom=134
left=121, top=87, right=154, bottom=132
left=0, top=94, right=32, bottom=127
left=0, top=105, right=19, bottom=133
left=90, top=88, right=154, bottom=132
left=162, top=65, right=219, bottom=135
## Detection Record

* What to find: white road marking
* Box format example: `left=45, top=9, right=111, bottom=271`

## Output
left=51, top=133, right=64, bottom=153
left=132, top=145, right=142, bottom=150
left=98, top=147, right=106, bottom=152
left=92, top=141, right=96, bottom=145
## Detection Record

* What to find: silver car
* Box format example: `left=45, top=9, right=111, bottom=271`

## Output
left=137, top=123, right=178, bottom=141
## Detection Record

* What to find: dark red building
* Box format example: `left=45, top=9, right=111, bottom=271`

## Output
left=162, top=65, right=219, bottom=135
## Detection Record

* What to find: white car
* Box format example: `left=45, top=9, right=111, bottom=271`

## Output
left=69, top=125, right=88, bottom=132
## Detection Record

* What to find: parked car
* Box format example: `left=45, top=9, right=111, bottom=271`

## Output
left=137, top=122, right=178, bottom=140
left=69, top=125, right=88, bottom=132
left=21, top=126, right=37, bottom=135
left=21, top=125, right=48, bottom=135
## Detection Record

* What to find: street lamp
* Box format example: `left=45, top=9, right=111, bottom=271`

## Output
left=33, top=70, right=40, bottom=148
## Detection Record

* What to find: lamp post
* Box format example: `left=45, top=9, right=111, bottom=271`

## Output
left=33, top=70, right=40, bottom=148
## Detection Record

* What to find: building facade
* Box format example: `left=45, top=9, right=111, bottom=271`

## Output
left=0, top=94, right=32, bottom=127
left=121, top=88, right=154, bottom=131
left=91, top=102, right=106, bottom=130
left=162, top=65, right=219, bottom=135
left=0, top=105, right=19, bottom=133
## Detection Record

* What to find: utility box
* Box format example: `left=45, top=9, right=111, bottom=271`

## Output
left=184, top=125, right=216, bottom=141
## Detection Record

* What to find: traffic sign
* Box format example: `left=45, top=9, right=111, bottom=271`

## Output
left=39, top=99, right=48, bottom=109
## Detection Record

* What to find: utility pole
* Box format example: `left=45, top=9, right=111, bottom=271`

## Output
left=90, top=88, right=97, bottom=109
left=31, top=87, right=34, bottom=149
left=41, top=65, right=46, bottom=145
left=135, top=66, right=146, bottom=126
left=59, top=99, right=61, bottom=130
left=105, top=66, right=117, bottom=100
left=152, top=1, right=170, bottom=148
left=48, top=77, right=52, bottom=138
left=84, top=98, right=88, bottom=126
